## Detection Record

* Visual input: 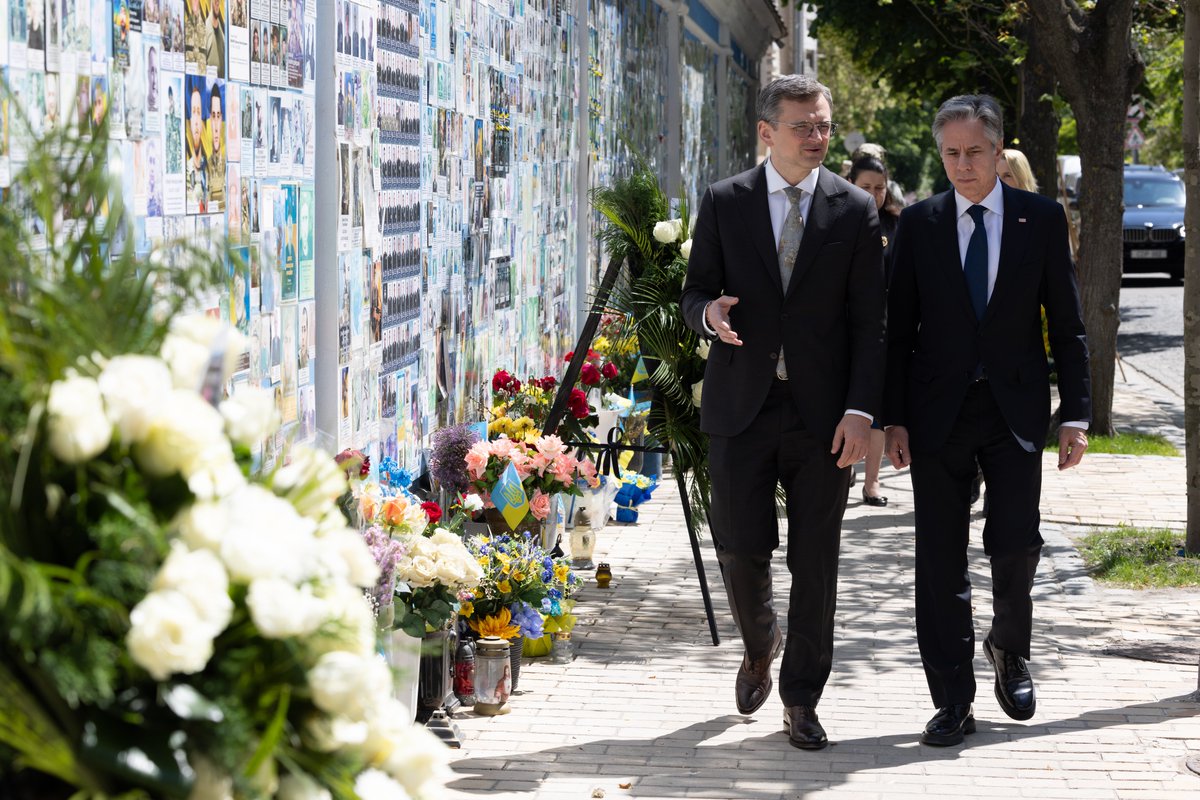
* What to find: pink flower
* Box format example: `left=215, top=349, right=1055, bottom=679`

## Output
left=529, top=490, right=551, bottom=521
left=465, top=441, right=491, bottom=480
left=552, top=454, right=577, bottom=484
left=529, top=451, right=552, bottom=476
left=489, top=437, right=517, bottom=460
left=535, top=434, right=566, bottom=458
left=511, top=450, right=534, bottom=479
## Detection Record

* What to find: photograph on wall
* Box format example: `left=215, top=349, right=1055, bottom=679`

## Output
left=162, top=72, right=185, bottom=215
left=228, top=0, right=248, bottom=81
left=185, top=0, right=224, bottom=78
left=228, top=244, right=250, bottom=335
left=204, top=77, right=224, bottom=211
left=184, top=73, right=207, bottom=213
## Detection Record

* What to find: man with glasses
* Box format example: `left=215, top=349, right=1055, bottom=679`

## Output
left=884, top=95, right=1090, bottom=746
left=681, top=74, right=886, bottom=749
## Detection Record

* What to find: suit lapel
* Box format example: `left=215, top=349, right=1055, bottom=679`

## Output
left=927, top=190, right=978, bottom=322
left=982, top=183, right=1031, bottom=326
left=733, top=165, right=784, bottom=295
left=785, top=167, right=847, bottom=297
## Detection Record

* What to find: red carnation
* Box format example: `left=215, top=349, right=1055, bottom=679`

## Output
left=580, top=362, right=601, bottom=386
left=568, top=388, right=591, bottom=419
left=540, top=376, right=557, bottom=391
left=564, top=351, right=575, bottom=363
left=492, top=369, right=513, bottom=393
left=359, top=456, right=371, bottom=478
left=601, top=361, right=619, bottom=380
left=421, top=501, right=443, bottom=524
left=511, top=378, right=522, bottom=394
left=587, top=349, right=600, bottom=360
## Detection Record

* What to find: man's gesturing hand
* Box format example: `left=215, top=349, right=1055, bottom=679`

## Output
left=1058, top=426, right=1087, bottom=470
left=705, top=296, right=743, bottom=346
left=831, top=414, right=871, bottom=469
left=885, top=426, right=912, bottom=469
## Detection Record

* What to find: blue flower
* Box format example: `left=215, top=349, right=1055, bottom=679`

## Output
left=542, top=556, right=553, bottom=569
left=541, top=597, right=553, bottom=613
left=548, top=588, right=562, bottom=600
left=509, top=601, right=545, bottom=639
left=541, top=569, right=553, bottom=583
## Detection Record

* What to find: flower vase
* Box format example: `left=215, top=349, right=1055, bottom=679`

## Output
left=483, top=507, right=539, bottom=538
left=540, top=494, right=561, bottom=555
left=508, top=634, right=523, bottom=692
left=384, top=628, right=421, bottom=723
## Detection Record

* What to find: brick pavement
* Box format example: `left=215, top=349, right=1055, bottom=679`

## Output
left=444, top=367, right=1200, bottom=799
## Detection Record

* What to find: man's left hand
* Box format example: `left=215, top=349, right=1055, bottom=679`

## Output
left=1057, top=426, right=1088, bottom=471
left=831, top=414, right=871, bottom=468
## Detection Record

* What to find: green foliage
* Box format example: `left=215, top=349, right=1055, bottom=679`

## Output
left=1080, top=526, right=1200, bottom=587
left=590, top=163, right=711, bottom=521
left=1043, top=431, right=1179, bottom=456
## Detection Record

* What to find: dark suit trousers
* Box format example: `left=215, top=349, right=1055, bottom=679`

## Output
left=910, top=380, right=1043, bottom=707
left=708, top=380, right=851, bottom=707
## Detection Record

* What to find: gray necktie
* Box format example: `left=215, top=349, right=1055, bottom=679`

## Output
left=776, top=186, right=805, bottom=379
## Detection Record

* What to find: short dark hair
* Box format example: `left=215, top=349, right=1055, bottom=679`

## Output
left=756, top=74, right=833, bottom=123
left=848, top=155, right=887, bottom=184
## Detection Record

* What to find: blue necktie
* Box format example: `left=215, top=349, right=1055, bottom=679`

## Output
left=964, top=205, right=989, bottom=321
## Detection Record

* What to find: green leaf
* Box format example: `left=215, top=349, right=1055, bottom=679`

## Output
left=77, top=707, right=193, bottom=799
left=244, top=685, right=290, bottom=778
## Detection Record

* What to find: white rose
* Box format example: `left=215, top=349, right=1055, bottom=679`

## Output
left=219, top=386, right=280, bottom=447
left=354, top=770, right=412, bottom=800
left=97, top=355, right=173, bottom=444
left=46, top=375, right=112, bottom=463
left=376, top=721, right=450, bottom=799
left=153, top=542, right=233, bottom=635
left=691, top=380, right=704, bottom=408
left=185, top=443, right=246, bottom=501
left=302, top=713, right=369, bottom=753
left=246, top=578, right=327, bottom=638
left=127, top=590, right=215, bottom=680
left=308, top=651, right=392, bottom=721
left=316, top=527, right=381, bottom=588
left=433, top=553, right=468, bottom=587
left=429, top=529, right=461, bottom=549
left=187, top=755, right=234, bottom=800
left=461, top=493, right=484, bottom=513
left=652, top=218, right=683, bottom=243
left=310, top=583, right=376, bottom=656
left=135, top=390, right=228, bottom=479
left=174, top=500, right=228, bottom=551
left=218, top=485, right=319, bottom=584
left=403, top=555, right=439, bottom=588
left=277, top=773, right=333, bottom=800
left=680, top=238, right=693, bottom=259
left=695, top=338, right=710, bottom=360
left=162, top=315, right=246, bottom=390
left=409, top=536, right=438, bottom=560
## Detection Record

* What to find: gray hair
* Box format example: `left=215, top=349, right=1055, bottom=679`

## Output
left=757, top=74, right=833, bottom=122
left=932, top=94, right=1003, bottom=150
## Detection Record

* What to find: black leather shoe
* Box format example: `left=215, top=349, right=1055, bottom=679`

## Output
left=920, top=704, right=976, bottom=746
left=783, top=705, right=828, bottom=750
left=735, top=627, right=783, bottom=715
left=862, top=488, right=888, bottom=507
left=984, top=635, right=1036, bottom=720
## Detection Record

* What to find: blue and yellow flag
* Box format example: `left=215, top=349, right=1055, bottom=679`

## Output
left=493, top=462, right=529, bottom=530
left=631, top=357, right=649, bottom=384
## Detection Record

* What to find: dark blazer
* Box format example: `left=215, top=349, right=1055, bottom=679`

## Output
left=883, top=183, right=1090, bottom=453
left=681, top=164, right=887, bottom=442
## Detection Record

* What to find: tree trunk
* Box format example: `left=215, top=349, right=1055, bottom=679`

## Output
left=1016, top=24, right=1061, bottom=199
left=1026, top=0, right=1143, bottom=437
left=1182, top=0, right=1200, bottom=555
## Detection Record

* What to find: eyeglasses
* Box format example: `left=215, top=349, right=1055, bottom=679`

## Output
left=774, top=120, right=839, bottom=139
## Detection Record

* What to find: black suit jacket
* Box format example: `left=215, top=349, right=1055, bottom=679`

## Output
left=884, top=183, right=1091, bottom=453
left=681, top=164, right=887, bottom=441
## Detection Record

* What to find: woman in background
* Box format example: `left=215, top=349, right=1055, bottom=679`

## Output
left=848, top=153, right=901, bottom=507
left=998, top=148, right=1038, bottom=192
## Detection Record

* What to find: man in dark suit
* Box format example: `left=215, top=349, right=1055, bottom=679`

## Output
left=681, top=74, right=886, bottom=750
left=884, top=94, right=1090, bottom=747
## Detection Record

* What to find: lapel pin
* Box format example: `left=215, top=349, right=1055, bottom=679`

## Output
left=1018, top=218, right=1027, bottom=223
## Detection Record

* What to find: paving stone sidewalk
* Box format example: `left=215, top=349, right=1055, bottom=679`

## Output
left=445, top=368, right=1200, bottom=800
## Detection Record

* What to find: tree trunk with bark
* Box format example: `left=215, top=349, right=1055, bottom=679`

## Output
left=1016, top=23, right=1061, bottom=199
left=1026, top=0, right=1144, bottom=436
left=1182, top=0, right=1200, bottom=556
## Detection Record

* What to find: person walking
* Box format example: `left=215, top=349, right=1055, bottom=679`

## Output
left=884, top=95, right=1090, bottom=747
left=681, top=74, right=887, bottom=750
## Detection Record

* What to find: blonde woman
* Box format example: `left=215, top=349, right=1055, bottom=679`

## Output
left=998, top=148, right=1038, bottom=192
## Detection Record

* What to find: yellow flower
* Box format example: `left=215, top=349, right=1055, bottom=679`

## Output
left=469, top=607, right=521, bottom=639
left=458, top=600, right=474, bottom=618
left=554, top=564, right=570, bottom=583
left=477, top=556, right=490, bottom=568
left=527, top=385, right=544, bottom=399
left=497, top=579, right=512, bottom=594
left=512, top=570, right=526, bottom=582
left=593, top=335, right=611, bottom=353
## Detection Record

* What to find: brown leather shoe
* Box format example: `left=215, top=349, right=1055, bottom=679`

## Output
left=734, top=627, right=783, bottom=715
left=783, top=705, right=828, bottom=750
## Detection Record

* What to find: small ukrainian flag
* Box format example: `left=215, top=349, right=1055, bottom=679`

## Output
left=493, top=461, right=530, bottom=530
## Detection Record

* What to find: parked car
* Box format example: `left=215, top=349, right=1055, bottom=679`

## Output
left=1123, top=165, right=1186, bottom=282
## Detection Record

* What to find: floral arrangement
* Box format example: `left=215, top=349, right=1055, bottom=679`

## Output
left=590, top=313, right=642, bottom=397
left=591, top=161, right=711, bottom=520
left=352, top=480, right=484, bottom=637
left=0, top=118, right=447, bottom=799
left=488, top=367, right=599, bottom=445
left=429, top=423, right=481, bottom=496
left=460, top=532, right=580, bottom=641
left=464, top=435, right=598, bottom=524
left=614, top=470, right=660, bottom=523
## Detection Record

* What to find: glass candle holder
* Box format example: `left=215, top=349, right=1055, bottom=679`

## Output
left=595, top=562, right=613, bottom=588
left=550, top=631, right=573, bottom=664
left=472, top=636, right=512, bottom=716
